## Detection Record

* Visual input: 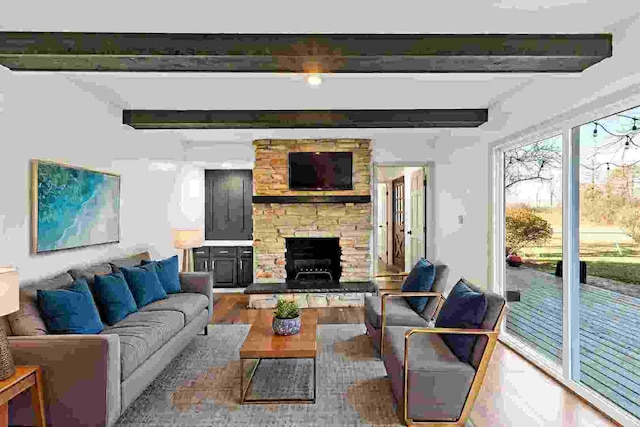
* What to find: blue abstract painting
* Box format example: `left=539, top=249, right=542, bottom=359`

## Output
left=33, top=160, right=120, bottom=253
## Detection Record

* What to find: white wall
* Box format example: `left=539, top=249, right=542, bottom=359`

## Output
left=433, top=141, right=492, bottom=291
left=0, top=71, right=186, bottom=283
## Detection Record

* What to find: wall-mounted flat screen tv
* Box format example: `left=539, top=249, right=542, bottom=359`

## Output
left=288, top=152, right=353, bottom=190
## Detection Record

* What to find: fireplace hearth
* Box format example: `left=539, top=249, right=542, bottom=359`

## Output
left=285, top=237, right=341, bottom=283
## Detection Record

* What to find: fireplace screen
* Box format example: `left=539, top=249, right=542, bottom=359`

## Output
left=285, top=237, right=341, bottom=282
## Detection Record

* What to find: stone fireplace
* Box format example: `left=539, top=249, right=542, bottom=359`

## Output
left=285, top=237, right=342, bottom=282
left=252, top=139, right=372, bottom=284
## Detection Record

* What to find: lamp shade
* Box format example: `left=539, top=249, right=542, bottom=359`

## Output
left=0, top=267, right=19, bottom=317
left=173, top=229, right=204, bottom=249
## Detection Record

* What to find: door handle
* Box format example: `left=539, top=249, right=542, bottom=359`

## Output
left=219, top=250, right=229, bottom=254
left=408, top=230, right=412, bottom=235
left=204, top=260, right=208, bottom=271
left=240, top=260, right=243, bottom=270
left=211, top=260, right=215, bottom=270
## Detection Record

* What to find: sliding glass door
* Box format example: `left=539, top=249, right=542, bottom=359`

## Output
left=496, top=103, right=640, bottom=425
left=502, top=135, right=564, bottom=367
left=575, top=106, right=640, bottom=419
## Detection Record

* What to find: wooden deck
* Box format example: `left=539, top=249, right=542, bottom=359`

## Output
left=505, top=267, right=640, bottom=419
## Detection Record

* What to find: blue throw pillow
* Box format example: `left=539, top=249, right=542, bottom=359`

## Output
left=37, top=278, right=104, bottom=334
left=93, top=271, right=138, bottom=325
left=141, top=255, right=181, bottom=294
left=435, top=279, right=488, bottom=363
left=120, top=263, right=167, bottom=308
left=401, top=258, right=437, bottom=313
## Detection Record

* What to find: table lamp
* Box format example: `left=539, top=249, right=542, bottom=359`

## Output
left=0, top=267, right=19, bottom=380
left=173, top=229, right=204, bottom=272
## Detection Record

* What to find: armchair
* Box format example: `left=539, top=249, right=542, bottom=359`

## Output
left=365, top=262, right=450, bottom=355
left=382, top=280, right=506, bottom=426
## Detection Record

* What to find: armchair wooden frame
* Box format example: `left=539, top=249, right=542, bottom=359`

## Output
left=380, top=291, right=446, bottom=356
left=400, top=305, right=506, bottom=427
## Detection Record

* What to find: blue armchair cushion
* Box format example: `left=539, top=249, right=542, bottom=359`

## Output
left=37, top=278, right=104, bottom=334
left=120, top=263, right=167, bottom=308
left=141, top=255, right=181, bottom=294
left=435, top=279, right=488, bottom=363
left=401, top=258, right=437, bottom=313
left=92, top=271, right=138, bottom=325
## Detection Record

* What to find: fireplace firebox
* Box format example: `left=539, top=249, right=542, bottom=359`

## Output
left=285, top=238, right=341, bottom=283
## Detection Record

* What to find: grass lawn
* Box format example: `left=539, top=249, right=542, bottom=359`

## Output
left=522, top=259, right=640, bottom=285
left=517, top=228, right=640, bottom=285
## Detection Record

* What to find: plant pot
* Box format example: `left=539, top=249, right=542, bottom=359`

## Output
left=272, top=315, right=301, bottom=336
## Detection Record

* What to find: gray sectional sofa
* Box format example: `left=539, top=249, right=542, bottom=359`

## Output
left=1, top=251, right=213, bottom=427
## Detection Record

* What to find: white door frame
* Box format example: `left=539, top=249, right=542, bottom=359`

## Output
left=372, top=161, right=434, bottom=276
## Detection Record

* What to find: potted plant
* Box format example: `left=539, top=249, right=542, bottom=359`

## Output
left=272, top=298, right=301, bottom=336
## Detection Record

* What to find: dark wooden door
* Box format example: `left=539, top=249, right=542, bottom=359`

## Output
left=194, top=257, right=209, bottom=273
left=238, top=257, right=253, bottom=286
left=206, top=170, right=253, bottom=240
left=392, top=176, right=405, bottom=270
left=212, top=258, right=237, bottom=287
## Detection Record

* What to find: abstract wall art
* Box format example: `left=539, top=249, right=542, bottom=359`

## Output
left=32, top=160, right=120, bottom=253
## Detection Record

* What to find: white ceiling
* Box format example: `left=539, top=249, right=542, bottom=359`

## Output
left=3, top=1, right=640, bottom=150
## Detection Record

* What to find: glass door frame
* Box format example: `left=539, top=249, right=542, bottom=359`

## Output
left=490, top=89, right=640, bottom=427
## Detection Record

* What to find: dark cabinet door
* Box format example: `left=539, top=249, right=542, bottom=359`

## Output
left=212, top=258, right=237, bottom=287
left=206, top=170, right=253, bottom=240
left=238, top=257, right=253, bottom=286
left=194, top=257, right=209, bottom=273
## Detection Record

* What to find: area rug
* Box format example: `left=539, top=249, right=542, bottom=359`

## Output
left=114, top=324, right=472, bottom=426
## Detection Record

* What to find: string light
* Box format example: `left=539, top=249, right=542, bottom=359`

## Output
left=633, top=119, right=638, bottom=131
left=593, top=123, right=598, bottom=137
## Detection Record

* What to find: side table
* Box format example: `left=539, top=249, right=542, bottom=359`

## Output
left=0, top=366, right=45, bottom=427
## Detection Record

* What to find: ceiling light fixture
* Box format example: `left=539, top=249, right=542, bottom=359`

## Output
left=305, top=73, right=322, bottom=87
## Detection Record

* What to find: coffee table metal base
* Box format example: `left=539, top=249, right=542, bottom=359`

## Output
left=240, top=356, right=317, bottom=404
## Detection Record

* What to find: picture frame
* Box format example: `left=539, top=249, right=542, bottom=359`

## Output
left=31, top=160, right=121, bottom=253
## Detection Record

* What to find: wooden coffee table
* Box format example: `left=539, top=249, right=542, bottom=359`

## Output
left=239, top=309, right=318, bottom=404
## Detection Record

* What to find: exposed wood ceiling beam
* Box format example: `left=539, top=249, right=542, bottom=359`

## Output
left=0, top=33, right=612, bottom=73
left=122, top=109, right=489, bottom=129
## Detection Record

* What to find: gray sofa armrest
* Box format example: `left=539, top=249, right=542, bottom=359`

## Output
left=180, top=271, right=213, bottom=320
left=8, top=334, right=121, bottom=427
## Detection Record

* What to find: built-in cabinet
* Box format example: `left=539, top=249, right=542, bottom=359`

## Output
left=193, top=246, right=253, bottom=287
left=198, top=169, right=254, bottom=287
left=205, top=169, right=253, bottom=240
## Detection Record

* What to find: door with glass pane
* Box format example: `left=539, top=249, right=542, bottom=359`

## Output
left=503, top=135, right=564, bottom=366
left=575, top=106, right=640, bottom=419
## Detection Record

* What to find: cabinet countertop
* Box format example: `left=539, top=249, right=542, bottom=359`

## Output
left=202, top=240, right=254, bottom=247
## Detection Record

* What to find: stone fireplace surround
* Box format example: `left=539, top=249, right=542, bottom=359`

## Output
left=249, top=138, right=373, bottom=308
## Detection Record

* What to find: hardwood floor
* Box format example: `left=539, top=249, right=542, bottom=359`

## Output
left=211, top=293, right=620, bottom=427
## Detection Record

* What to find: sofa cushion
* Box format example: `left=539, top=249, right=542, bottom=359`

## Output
left=120, top=263, right=167, bottom=308
left=141, top=255, right=181, bottom=294
left=402, top=258, right=437, bottom=313
left=69, top=264, right=113, bottom=287
left=6, top=290, right=48, bottom=336
left=101, top=310, right=184, bottom=380
left=465, top=281, right=506, bottom=370
left=11, top=272, right=74, bottom=336
left=93, top=271, right=138, bottom=326
left=109, top=251, right=152, bottom=270
left=384, top=325, right=476, bottom=421
left=420, top=262, right=450, bottom=321
left=365, top=294, right=430, bottom=329
left=435, top=279, right=488, bottom=363
left=37, top=278, right=104, bottom=334
left=139, top=293, right=208, bottom=324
